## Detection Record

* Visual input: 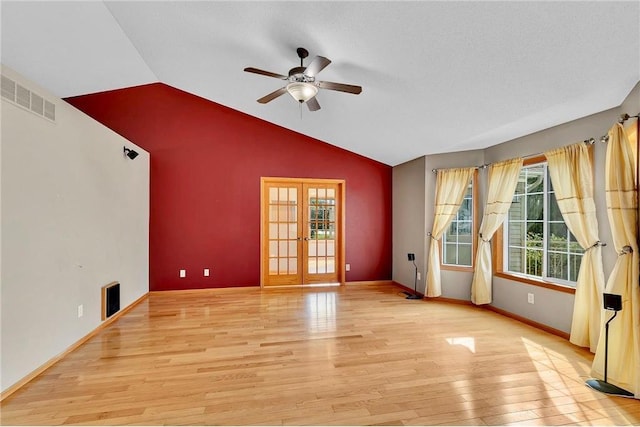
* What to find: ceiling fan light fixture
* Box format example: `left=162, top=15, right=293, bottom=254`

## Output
left=286, top=82, right=318, bottom=103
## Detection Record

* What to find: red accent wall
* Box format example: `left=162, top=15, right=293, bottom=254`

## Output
left=66, top=83, right=392, bottom=291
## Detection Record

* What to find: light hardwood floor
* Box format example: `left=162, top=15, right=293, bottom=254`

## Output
left=1, top=284, right=638, bottom=426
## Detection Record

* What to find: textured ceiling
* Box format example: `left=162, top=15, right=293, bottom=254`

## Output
left=2, top=1, right=639, bottom=166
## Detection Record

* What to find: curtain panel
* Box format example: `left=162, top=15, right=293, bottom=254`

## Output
left=545, top=142, right=605, bottom=352
left=591, top=123, right=639, bottom=398
left=426, top=167, right=475, bottom=297
left=470, top=158, right=523, bottom=305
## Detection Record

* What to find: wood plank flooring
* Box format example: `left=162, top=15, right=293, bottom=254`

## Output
left=1, top=284, right=638, bottom=425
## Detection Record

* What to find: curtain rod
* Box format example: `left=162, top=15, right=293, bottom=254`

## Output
left=431, top=113, right=638, bottom=174
left=431, top=164, right=488, bottom=174
left=600, top=113, right=639, bottom=143
left=431, top=139, right=595, bottom=174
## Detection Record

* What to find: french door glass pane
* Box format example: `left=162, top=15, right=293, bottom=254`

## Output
left=317, top=259, right=327, bottom=274
left=269, top=185, right=299, bottom=276
left=279, top=258, right=288, bottom=274
left=327, top=240, right=335, bottom=256
left=317, top=241, right=326, bottom=256
left=327, top=257, right=335, bottom=273
left=308, top=258, right=317, bottom=274
left=278, top=224, right=288, bottom=239
left=307, top=186, right=337, bottom=275
left=288, top=223, right=297, bottom=239
left=279, top=241, right=288, bottom=257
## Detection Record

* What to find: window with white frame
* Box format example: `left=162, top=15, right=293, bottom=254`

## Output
left=504, top=162, right=584, bottom=285
left=442, top=179, right=474, bottom=267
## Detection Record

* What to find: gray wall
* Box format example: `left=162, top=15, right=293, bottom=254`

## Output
left=623, top=82, right=640, bottom=234
left=1, top=65, right=150, bottom=392
left=424, top=150, right=485, bottom=300
left=392, top=156, right=426, bottom=293
left=393, top=81, right=639, bottom=334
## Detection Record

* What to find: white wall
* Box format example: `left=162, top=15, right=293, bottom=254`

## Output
left=0, top=65, right=150, bottom=392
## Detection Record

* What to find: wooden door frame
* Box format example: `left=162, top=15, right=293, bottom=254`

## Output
left=260, top=177, right=346, bottom=288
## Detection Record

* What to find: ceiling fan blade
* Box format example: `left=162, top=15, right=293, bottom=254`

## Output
left=303, top=56, right=331, bottom=78
left=244, top=67, right=287, bottom=79
left=317, top=80, right=362, bottom=94
left=307, top=97, right=321, bottom=111
left=257, top=87, right=288, bottom=104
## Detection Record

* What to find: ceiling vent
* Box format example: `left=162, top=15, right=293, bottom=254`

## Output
left=1, top=74, right=56, bottom=122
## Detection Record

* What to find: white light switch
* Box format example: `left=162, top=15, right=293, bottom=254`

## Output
left=204, top=268, right=210, bottom=277
left=179, top=269, right=186, bottom=278
left=77, top=304, right=83, bottom=318
left=345, top=264, right=351, bottom=271
left=417, top=272, right=421, bottom=281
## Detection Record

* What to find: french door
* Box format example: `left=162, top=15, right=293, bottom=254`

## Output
left=261, top=178, right=345, bottom=286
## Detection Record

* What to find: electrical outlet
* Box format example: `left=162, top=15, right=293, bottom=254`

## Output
left=527, top=293, right=534, bottom=304
left=345, top=264, right=351, bottom=271
left=77, top=304, right=83, bottom=318
left=204, top=268, right=210, bottom=277
left=417, top=272, right=421, bottom=281
left=179, top=269, right=186, bottom=278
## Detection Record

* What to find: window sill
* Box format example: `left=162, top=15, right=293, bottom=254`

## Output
left=441, top=265, right=473, bottom=273
left=494, top=272, right=576, bottom=294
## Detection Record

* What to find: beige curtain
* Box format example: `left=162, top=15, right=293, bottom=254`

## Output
left=545, top=142, right=605, bottom=352
left=471, top=158, right=523, bottom=305
left=426, top=168, right=475, bottom=297
left=591, top=123, right=639, bottom=398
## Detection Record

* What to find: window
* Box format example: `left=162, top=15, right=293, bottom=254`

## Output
left=442, top=177, right=475, bottom=268
left=503, top=162, right=584, bottom=286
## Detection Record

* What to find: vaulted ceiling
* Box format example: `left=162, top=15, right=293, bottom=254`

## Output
left=2, top=1, right=638, bottom=166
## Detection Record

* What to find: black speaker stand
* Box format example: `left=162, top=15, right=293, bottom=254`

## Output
left=406, top=260, right=421, bottom=299
left=585, top=309, right=634, bottom=397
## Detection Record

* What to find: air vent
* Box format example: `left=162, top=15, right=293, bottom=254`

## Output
left=1, top=75, right=15, bottom=101
left=16, top=84, right=30, bottom=108
left=44, top=100, right=55, bottom=120
left=101, top=282, right=121, bottom=320
left=31, top=92, right=44, bottom=115
left=1, top=74, right=56, bottom=122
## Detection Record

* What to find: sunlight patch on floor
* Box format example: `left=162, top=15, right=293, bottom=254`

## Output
left=445, top=337, right=476, bottom=353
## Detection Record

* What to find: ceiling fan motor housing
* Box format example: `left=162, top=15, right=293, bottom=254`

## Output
left=288, top=66, right=314, bottom=83
left=244, top=46, right=362, bottom=110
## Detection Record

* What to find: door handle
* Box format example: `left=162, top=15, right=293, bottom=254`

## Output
left=304, top=237, right=310, bottom=241
left=297, top=237, right=302, bottom=241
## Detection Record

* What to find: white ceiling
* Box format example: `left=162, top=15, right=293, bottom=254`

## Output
left=2, top=1, right=639, bottom=166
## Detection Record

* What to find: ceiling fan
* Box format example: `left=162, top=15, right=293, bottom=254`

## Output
left=244, top=47, right=362, bottom=111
